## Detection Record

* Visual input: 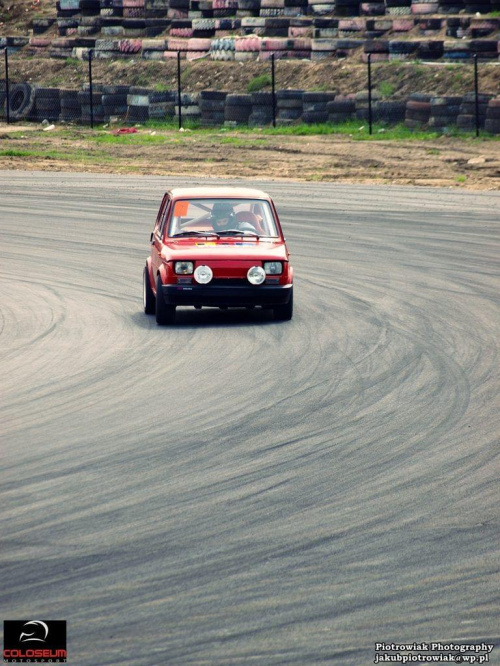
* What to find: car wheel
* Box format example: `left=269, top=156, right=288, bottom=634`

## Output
left=143, top=265, right=156, bottom=315
left=155, top=274, right=176, bottom=325
left=274, top=287, right=293, bottom=321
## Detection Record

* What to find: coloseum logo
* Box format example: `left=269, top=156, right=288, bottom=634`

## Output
left=3, top=621, right=67, bottom=663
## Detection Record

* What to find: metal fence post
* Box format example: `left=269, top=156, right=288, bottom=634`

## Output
left=367, top=53, right=373, bottom=136
left=473, top=53, right=479, bottom=138
left=177, top=51, right=182, bottom=129
left=271, top=53, right=276, bottom=128
left=88, top=49, right=94, bottom=129
left=4, top=48, right=10, bottom=125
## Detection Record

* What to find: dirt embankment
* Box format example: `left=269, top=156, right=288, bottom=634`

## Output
left=1, top=124, right=499, bottom=189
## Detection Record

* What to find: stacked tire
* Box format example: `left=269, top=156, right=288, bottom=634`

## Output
left=276, top=89, right=303, bottom=124
left=428, top=95, right=462, bottom=130
left=78, top=87, right=105, bottom=124
left=302, top=91, right=336, bottom=124
left=485, top=97, right=500, bottom=135
left=0, top=81, right=6, bottom=119
left=327, top=94, right=356, bottom=124
left=457, top=92, right=493, bottom=130
left=177, top=93, right=201, bottom=124
left=148, top=91, right=177, bottom=122
left=355, top=90, right=380, bottom=121
left=405, top=93, right=433, bottom=129
left=102, top=85, right=130, bottom=117
left=376, top=100, right=407, bottom=123
left=388, top=40, right=419, bottom=60
left=33, top=88, right=61, bottom=122
left=224, top=93, right=252, bottom=125
left=249, top=91, right=274, bottom=126
left=127, top=87, right=151, bottom=122
left=200, top=90, right=227, bottom=126
left=60, top=89, right=81, bottom=122
left=210, top=37, right=236, bottom=60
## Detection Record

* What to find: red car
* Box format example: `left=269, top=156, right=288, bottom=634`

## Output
left=144, top=186, right=294, bottom=325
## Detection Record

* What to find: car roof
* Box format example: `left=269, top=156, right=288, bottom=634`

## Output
left=168, top=186, right=272, bottom=201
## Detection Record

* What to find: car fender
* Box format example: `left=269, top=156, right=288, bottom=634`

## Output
left=157, top=262, right=168, bottom=285
left=146, top=256, right=155, bottom=288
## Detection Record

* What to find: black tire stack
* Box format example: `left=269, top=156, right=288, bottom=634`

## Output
left=384, top=0, right=411, bottom=15
left=469, top=39, right=499, bottom=61
left=485, top=98, right=500, bottom=135
left=456, top=92, right=493, bottom=130
left=335, top=0, right=361, bottom=17
left=60, top=89, right=81, bottom=122
left=355, top=90, right=380, bottom=121
left=78, top=86, right=105, bottom=124
left=428, top=95, right=462, bottom=130
left=0, top=81, right=6, bottom=119
left=376, top=100, right=407, bottom=123
left=388, top=40, right=419, bottom=61
left=127, top=87, right=151, bottom=123
left=327, top=95, right=356, bottom=124
left=405, top=93, right=433, bottom=129
left=102, top=85, right=130, bottom=118
left=200, top=90, right=228, bottom=126
left=302, top=91, right=336, bottom=124
left=177, top=93, right=201, bottom=125
left=417, top=41, right=444, bottom=60
left=249, top=91, right=274, bottom=126
left=276, top=89, right=303, bottom=125
left=149, top=91, right=177, bottom=122
left=33, top=88, right=61, bottom=122
left=224, top=94, right=252, bottom=126
left=33, top=18, right=57, bottom=34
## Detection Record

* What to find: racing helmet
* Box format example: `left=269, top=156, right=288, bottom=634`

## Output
left=210, top=202, right=235, bottom=231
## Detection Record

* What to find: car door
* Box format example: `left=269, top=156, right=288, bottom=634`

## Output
left=151, top=194, right=171, bottom=282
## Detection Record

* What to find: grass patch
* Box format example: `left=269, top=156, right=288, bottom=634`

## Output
left=89, top=132, right=169, bottom=145
left=247, top=74, right=272, bottom=93
left=378, top=82, right=396, bottom=98
left=219, top=136, right=267, bottom=146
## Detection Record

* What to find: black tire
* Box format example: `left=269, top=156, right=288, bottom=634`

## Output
left=302, top=110, right=329, bottom=123
left=144, top=266, right=156, bottom=315
left=8, top=83, right=36, bottom=120
left=36, top=99, right=61, bottom=112
left=35, top=87, right=61, bottom=99
left=155, top=274, right=176, bottom=325
left=274, top=287, right=293, bottom=321
left=225, top=94, right=252, bottom=106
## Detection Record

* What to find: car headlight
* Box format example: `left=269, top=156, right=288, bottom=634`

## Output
left=264, top=261, right=283, bottom=275
left=194, top=265, right=213, bottom=284
left=247, top=266, right=266, bottom=285
left=175, top=261, right=194, bottom=275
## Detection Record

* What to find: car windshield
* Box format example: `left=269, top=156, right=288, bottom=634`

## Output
left=168, top=198, right=280, bottom=238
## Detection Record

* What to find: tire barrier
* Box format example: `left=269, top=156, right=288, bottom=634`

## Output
left=3, top=79, right=500, bottom=133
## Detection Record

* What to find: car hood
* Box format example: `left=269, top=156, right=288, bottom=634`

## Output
left=163, top=239, right=288, bottom=262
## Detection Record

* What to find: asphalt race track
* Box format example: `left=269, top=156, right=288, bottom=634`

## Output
left=1, top=171, right=499, bottom=666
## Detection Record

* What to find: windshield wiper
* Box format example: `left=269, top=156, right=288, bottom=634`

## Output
left=171, top=231, right=219, bottom=238
left=216, top=229, right=260, bottom=238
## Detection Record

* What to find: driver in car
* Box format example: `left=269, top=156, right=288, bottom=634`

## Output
left=210, top=202, right=258, bottom=234
left=210, top=202, right=236, bottom=233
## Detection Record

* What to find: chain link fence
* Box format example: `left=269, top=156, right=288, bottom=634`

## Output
left=1, top=48, right=499, bottom=134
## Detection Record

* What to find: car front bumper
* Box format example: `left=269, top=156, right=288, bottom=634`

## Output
left=160, top=283, right=292, bottom=308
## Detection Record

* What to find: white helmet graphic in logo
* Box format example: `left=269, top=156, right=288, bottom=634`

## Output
left=19, top=621, right=49, bottom=643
